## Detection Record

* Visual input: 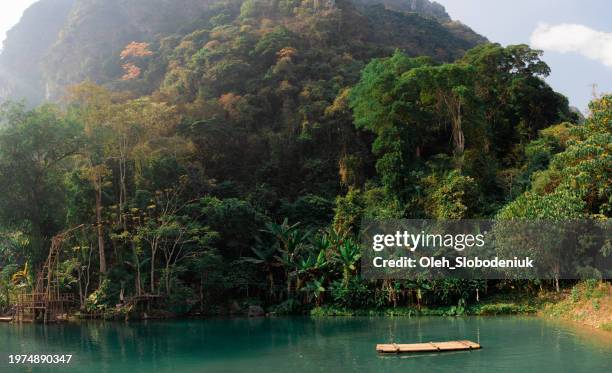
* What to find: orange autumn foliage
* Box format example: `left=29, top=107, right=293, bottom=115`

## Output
left=119, top=41, right=153, bottom=80
left=120, top=42, right=153, bottom=59
left=121, top=63, right=142, bottom=80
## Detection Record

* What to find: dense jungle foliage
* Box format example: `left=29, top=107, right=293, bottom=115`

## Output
left=0, top=0, right=609, bottom=316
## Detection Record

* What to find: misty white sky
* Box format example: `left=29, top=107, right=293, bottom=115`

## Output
left=0, top=0, right=37, bottom=43
left=1, top=0, right=611, bottom=111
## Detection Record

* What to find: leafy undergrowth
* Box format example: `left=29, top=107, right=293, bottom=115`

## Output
left=310, top=295, right=542, bottom=317
left=542, top=280, right=612, bottom=331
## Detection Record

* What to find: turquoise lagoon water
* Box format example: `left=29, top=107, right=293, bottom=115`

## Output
left=1, top=316, right=611, bottom=372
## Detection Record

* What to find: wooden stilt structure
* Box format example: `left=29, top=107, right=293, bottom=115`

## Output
left=15, top=227, right=80, bottom=323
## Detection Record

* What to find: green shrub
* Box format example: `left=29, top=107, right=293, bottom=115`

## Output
left=85, top=279, right=112, bottom=312
left=167, top=283, right=196, bottom=314
left=329, top=279, right=373, bottom=309
left=269, top=299, right=299, bottom=315
left=571, top=286, right=581, bottom=302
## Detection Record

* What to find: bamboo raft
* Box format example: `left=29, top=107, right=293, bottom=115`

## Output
left=0, top=317, right=13, bottom=323
left=376, top=340, right=481, bottom=353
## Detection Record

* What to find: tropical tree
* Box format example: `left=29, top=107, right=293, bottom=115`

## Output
left=66, top=83, right=114, bottom=275
left=242, top=240, right=279, bottom=301
left=0, top=103, right=81, bottom=264
left=265, top=219, right=310, bottom=297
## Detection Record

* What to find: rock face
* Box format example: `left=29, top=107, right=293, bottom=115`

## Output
left=354, top=0, right=486, bottom=45
left=355, top=0, right=450, bottom=21
left=0, top=0, right=75, bottom=105
left=42, top=0, right=216, bottom=100
left=0, top=0, right=215, bottom=104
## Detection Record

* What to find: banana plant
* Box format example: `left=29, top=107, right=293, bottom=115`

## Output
left=293, top=249, right=328, bottom=292
left=335, top=239, right=361, bottom=289
left=11, top=262, right=31, bottom=289
left=302, top=276, right=325, bottom=306
left=264, top=219, right=311, bottom=296
left=310, top=231, right=333, bottom=255
left=242, top=239, right=278, bottom=300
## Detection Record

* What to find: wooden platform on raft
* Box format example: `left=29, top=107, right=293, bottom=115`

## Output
left=376, top=340, right=481, bottom=353
left=0, top=317, right=13, bottom=322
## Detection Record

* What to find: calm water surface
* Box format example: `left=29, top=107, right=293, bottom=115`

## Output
left=1, top=316, right=611, bottom=372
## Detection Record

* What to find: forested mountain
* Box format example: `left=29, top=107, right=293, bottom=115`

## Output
left=0, top=0, right=483, bottom=104
left=0, top=0, right=606, bottom=318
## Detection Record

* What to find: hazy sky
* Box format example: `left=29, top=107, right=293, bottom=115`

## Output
left=1, top=0, right=610, bottom=111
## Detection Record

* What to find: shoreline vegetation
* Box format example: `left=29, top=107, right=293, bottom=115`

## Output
left=0, top=1, right=610, bottom=332
left=309, top=295, right=543, bottom=317
left=70, top=283, right=612, bottom=341
left=54, top=281, right=610, bottom=337
left=541, top=281, right=612, bottom=331
left=311, top=281, right=612, bottom=335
